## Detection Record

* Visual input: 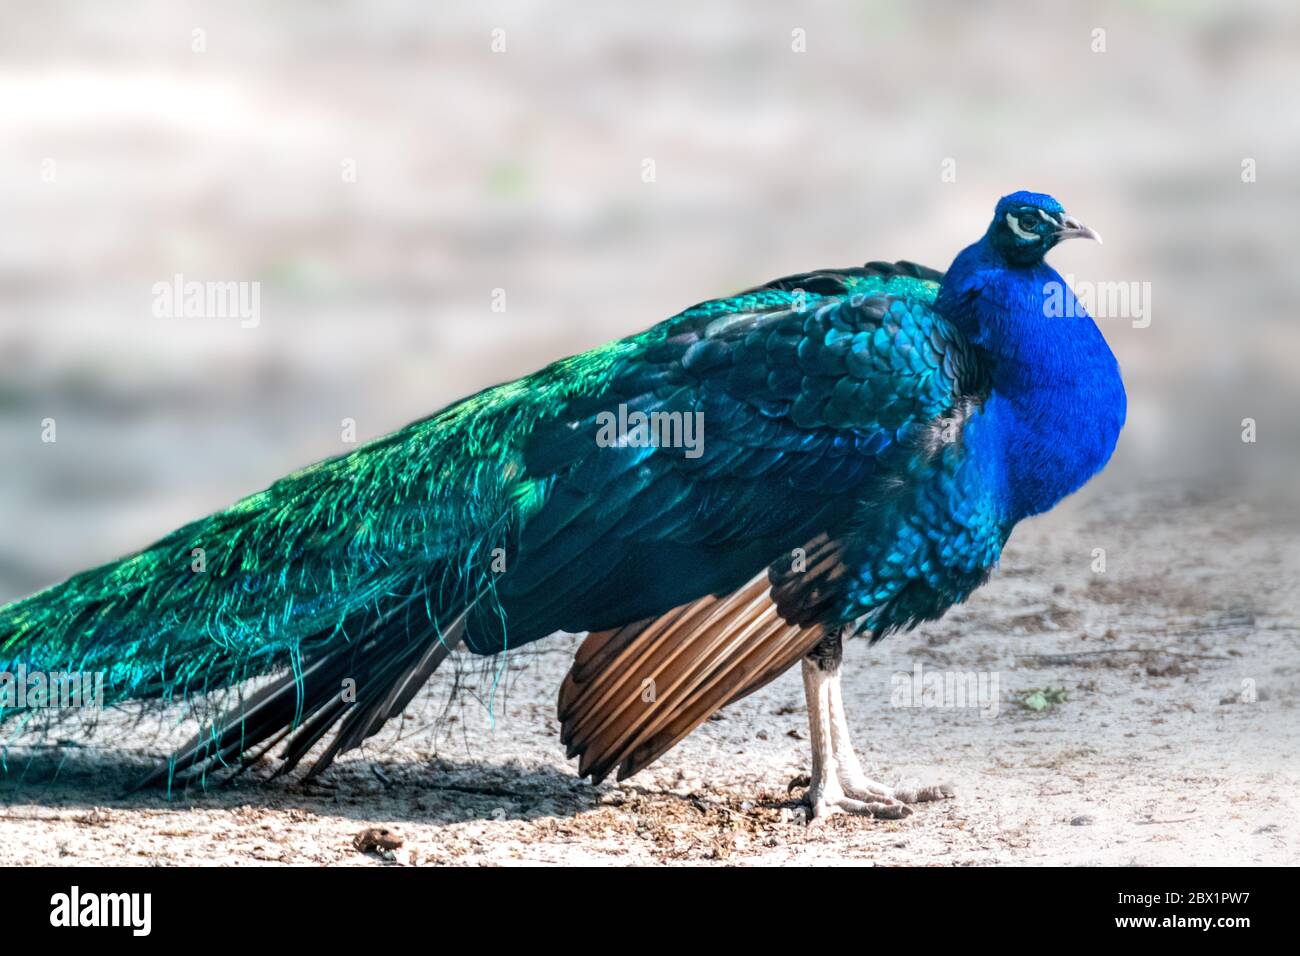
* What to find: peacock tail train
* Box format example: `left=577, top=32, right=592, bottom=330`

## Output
left=0, top=263, right=944, bottom=786
left=0, top=317, right=641, bottom=781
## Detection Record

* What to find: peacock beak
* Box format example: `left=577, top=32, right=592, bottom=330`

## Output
left=1056, top=214, right=1102, bottom=245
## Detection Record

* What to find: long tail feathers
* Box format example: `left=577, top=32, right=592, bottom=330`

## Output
left=130, top=601, right=470, bottom=791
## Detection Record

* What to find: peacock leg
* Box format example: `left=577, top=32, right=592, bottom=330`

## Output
left=797, top=628, right=954, bottom=819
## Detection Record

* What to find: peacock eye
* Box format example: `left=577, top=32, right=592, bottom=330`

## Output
left=1018, top=213, right=1038, bottom=231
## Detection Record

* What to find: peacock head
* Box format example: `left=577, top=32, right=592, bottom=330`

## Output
left=986, top=190, right=1101, bottom=267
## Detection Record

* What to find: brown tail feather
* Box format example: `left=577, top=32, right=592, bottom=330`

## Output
left=557, top=572, right=823, bottom=783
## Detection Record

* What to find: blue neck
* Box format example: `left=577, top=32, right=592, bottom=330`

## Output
left=936, top=239, right=1127, bottom=523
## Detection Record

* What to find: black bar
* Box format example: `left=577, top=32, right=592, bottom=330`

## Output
left=0, top=865, right=1284, bottom=942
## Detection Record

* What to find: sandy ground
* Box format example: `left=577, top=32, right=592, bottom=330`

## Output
left=1, top=481, right=1297, bottom=866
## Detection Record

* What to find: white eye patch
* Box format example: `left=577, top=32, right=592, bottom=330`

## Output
left=1005, top=212, right=1041, bottom=242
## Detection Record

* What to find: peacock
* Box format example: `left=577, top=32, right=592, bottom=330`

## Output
left=0, top=190, right=1125, bottom=818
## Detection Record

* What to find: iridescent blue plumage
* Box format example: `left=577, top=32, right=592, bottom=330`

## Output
left=0, top=191, right=1125, bottom=791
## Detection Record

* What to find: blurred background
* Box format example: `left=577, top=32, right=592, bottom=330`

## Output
left=1, top=0, right=1298, bottom=602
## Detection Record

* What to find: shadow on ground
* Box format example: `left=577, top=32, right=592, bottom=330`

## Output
left=0, top=747, right=610, bottom=825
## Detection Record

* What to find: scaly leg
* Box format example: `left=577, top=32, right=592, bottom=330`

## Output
left=797, top=628, right=954, bottom=819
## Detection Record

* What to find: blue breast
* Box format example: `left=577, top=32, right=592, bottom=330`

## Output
left=938, top=251, right=1127, bottom=524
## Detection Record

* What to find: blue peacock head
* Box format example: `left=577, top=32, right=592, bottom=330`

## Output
left=985, top=190, right=1101, bottom=267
